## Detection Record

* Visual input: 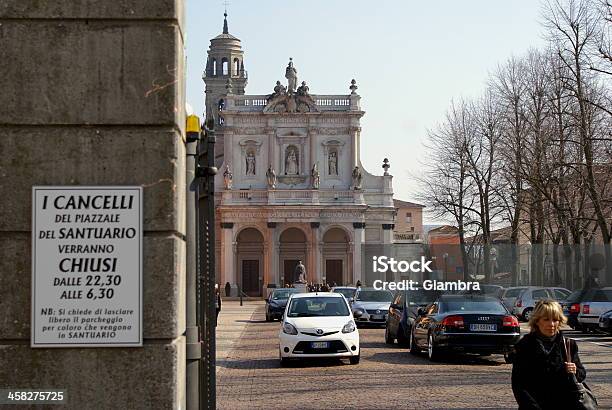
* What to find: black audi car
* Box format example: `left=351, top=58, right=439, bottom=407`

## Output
left=265, top=288, right=302, bottom=321
left=409, top=294, right=520, bottom=362
left=385, top=287, right=441, bottom=346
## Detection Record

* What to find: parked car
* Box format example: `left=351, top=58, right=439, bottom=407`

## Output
left=385, top=287, right=441, bottom=346
left=278, top=292, right=360, bottom=365
left=351, top=288, right=394, bottom=326
left=409, top=294, right=520, bottom=362
left=561, top=289, right=591, bottom=330
left=598, top=310, right=612, bottom=334
left=578, top=287, right=612, bottom=332
left=501, top=287, right=529, bottom=311
left=458, top=284, right=505, bottom=299
left=331, top=286, right=357, bottom=303
left=512, top=286, right=571, bottom=321
left=265, top=288, right=302, bottom=321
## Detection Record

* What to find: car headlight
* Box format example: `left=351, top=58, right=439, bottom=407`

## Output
left=342, top=320, right=356, bottom=333
left=282, top=322, right=298, bottom=335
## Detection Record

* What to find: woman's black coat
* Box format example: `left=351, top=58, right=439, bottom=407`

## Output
left=511, top=332, right=586, bottom=409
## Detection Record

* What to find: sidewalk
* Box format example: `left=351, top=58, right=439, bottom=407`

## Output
left=216, top=300, right=264, bottom=362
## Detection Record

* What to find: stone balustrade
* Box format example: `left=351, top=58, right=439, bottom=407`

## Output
left=226, top=94, right=357, bottom=112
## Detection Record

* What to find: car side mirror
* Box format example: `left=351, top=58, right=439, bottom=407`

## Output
left=353, top=310, right=363, bottom=318
left=348, top=298, right=354, bottom=304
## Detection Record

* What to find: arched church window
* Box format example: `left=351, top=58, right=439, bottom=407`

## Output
left=222, top=58, right=229, bottom=76
left=212, top=59, right=217, bottom=76
left=233, top=58, right=240, bottom=76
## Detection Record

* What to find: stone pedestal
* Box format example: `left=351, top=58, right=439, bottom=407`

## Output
left=293, top=283, right=308, bottom=292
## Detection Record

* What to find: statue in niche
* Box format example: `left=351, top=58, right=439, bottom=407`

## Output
left=266, top=164, right=277, bottom=189
left=245, top=151, right=256, bottom=176
left=223, top=164, right=233, bottom=190
left=285, top=58, right=298, bottom=93
left=285, top=147, right=299, bottom=175
left=328, top=151, right=338, bottom=176
left=311, top=163, right=320, bottom=189
left=352, top=166, right=362, bottom=190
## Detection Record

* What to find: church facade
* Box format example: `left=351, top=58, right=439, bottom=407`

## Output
left=204, top=15, right=396, bottom=296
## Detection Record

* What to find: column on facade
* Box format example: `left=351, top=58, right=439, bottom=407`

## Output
left=382, top=224, right=394, bottom=244
left=267, top=222, right=279, bottom=285
left=353, top=222, right=365, bottom=284
left=221, top=222, right=236, bottom=288
left=310, top=222, right=321, bottom=283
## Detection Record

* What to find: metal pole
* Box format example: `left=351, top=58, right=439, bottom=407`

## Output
left=197, top=121, right=217, bottom=409
left=186, top=128, right=200, bottom=409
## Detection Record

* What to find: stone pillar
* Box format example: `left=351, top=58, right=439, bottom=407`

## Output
left=382, top=224, right=394, bottom=244
left=353, top=222, right=366, bottom=284
left=221, top=223, right=236, bottom=289
left=310, top=222, right=321, bottom=283
left=0, top=2, right=187, bottom=408
left=267, top=222, right=279, bottom=285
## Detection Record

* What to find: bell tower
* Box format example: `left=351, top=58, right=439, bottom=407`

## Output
left=202, top=12, right=248, bottom=124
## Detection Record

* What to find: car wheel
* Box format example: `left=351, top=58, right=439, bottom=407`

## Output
left=409, top=327, right=419, bottom=355
left=349, top=355, right=360, bottom=365
left=397, top=324, right=409, bottom=347
left=384, top=326, right=395, bottom=345
left=523, top=308, right=533, bottom=322
left=428, top=333, right=441, bottom=362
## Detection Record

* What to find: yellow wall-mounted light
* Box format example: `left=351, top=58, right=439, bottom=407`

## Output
left=186, top=114, right=201, bottom=143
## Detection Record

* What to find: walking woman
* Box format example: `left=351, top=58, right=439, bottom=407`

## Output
left=512, top=300, right=590, bottom=409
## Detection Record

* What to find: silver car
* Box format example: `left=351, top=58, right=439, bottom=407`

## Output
left=351, top=288, right=394, bottom=326
left=512, top=286, right=571, bottom=321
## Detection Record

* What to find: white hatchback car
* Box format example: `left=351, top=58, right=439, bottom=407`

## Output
left=279, top=292, right=360, bottom=365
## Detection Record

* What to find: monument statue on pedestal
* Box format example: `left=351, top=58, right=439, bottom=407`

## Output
left=294, top=260, right=307, bottom=283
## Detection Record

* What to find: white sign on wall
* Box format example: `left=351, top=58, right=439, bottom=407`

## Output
left=31, top=186, right=143, bottom=347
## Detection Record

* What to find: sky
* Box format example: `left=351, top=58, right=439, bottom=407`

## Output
left=185, top=0, right=548, bottom=223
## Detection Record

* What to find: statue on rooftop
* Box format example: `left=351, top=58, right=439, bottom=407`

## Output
left=285, top=58, right=298, bottom=93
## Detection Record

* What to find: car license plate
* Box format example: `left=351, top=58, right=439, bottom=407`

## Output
left=470, top=324, right=497, bottom=332
left=311, top=341, right=329, bottom=349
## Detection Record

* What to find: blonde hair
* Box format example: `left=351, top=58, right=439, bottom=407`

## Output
left=528, top=299, right=567, bottom=333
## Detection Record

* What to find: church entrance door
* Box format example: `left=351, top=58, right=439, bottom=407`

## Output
left=326, top=259, right=343, bottom=286
left=279, top=227, right=307, bottom=285
left=284, top=260, right=300, bottom=285
left=242, top=260, right=260, bottom=296
left=236, top=228, right=264, bottom=297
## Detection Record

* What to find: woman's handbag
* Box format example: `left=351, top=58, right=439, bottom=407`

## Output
left=564, top=337, right=598, bottom=410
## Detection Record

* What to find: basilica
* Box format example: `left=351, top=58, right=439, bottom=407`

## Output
left=204, top=14, right=397, bottom=296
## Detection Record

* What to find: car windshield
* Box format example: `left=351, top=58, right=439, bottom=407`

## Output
left=504, top=288, right=526, bottom=298
left=272, top=290, right=297, bottom=300
left=287, top=297, right=350, bottom=317
left=405, top=289, right=440, bottom=305
left=356, top=290, right=393, bottom=302
left=333, top=288, right=355, bottom=299
left=565, top=290, right=583, bottom=303
left=441, top=299, right=507, bottom=313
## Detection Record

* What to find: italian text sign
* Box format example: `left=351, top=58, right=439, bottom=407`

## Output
left=31, top=187, right=143, bottom=347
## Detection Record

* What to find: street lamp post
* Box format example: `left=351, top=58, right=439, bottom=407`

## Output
left=186, top=115, right=217, bottom=409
